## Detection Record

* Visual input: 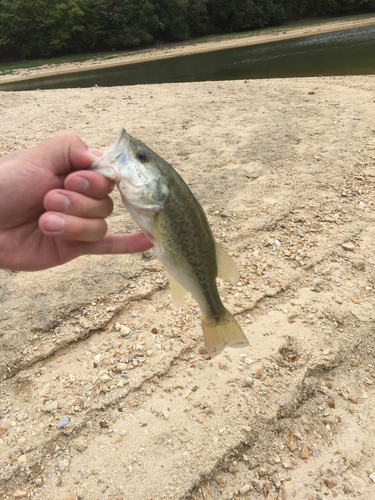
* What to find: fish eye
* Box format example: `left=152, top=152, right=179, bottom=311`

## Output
left=136, top=150, right=148, bottom=162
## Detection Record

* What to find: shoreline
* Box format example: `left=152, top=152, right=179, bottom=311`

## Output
left=0, top=15, right=375, bottom=85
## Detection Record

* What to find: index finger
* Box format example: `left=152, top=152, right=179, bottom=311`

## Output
left=64, top=170, right=115, bottom=199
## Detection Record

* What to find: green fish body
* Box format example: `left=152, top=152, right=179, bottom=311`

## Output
left=90, top=129, right=248, bottom=356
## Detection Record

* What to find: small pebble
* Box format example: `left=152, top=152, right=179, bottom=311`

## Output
left=341, top=242, right=355, bottom=251
left=299, top=444, right=310, bottom=459
left=215, top=475, right=226, bottom=487
left=13, top=491, right=27, bottom=499
left=120, top=325, right=131, bottom=336
left=57, top=417, right=69, bottom=430
left=43, top=400, right=58, bottom=412
left=58, top=458, right=70, bottom=472
left=278, top=400, right=284, bottom=407
left=116, top=363, right=127, bottom=372
left=39, top=382, right=50, bottom=397
left=239, top=484, right=250, bottom=495
left=282, top=459, right=293, bottom=469
left=324, top=479, right=337, bottom=489
left=286, top=430, right=298, bottom=451
left=79, top=316, right=91, bottom=329
left=246, top=377, right=253, bottom=387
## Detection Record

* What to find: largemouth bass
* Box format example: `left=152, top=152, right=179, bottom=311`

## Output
left=90, top=129, right=248, bottom=356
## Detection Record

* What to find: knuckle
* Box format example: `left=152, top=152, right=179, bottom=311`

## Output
left=57, top=131, right=79, bottom=142
left=96, top=220, right=108, bottom=240
left=103, top=197, right=113, bottom=216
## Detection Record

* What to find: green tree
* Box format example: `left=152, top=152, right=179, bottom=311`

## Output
left=74, top=0, right=160, bottom=50
left=155, top=0, right=190, bottom=39
left=0, top=0, right=85, bottom=59
left=1, top=0, right=375, bottom=61
left=187, top=0, right=209, bottom=35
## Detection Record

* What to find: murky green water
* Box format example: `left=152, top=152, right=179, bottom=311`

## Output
left=1, top=25, right=375, bottom=91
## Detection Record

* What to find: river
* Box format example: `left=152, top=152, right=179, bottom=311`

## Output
left=1, top=25, right=374, bottom=91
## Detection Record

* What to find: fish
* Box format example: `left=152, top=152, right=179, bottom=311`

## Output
left=90, top=129, right=248, bottom=356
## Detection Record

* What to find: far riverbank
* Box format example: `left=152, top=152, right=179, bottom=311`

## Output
left=0, top=15, right=374, bottom=86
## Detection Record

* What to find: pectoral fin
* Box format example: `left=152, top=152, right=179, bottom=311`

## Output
left=215, top=242, right=240, bottom=285
left=168, top=273, right=189, bottom=308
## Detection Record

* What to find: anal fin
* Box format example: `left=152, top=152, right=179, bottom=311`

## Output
left=215, top=242, right=240, bottom=285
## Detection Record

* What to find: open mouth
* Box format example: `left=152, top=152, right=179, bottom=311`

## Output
left=88, top=129, right=131, bottom=182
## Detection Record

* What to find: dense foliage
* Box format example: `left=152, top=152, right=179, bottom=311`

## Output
left=0, top=0, right=374, bottom=61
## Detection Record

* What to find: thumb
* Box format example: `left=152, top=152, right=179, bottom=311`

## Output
left=33, top=131, right=99, bottom=174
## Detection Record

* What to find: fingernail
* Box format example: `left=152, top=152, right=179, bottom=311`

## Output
left=44, top=214, right=65, bottom=233
left=75, top=176, right=90, bottom=193
left=50, top=193, right=70, bottom=212
left=88, top=148, right=102, bottom=158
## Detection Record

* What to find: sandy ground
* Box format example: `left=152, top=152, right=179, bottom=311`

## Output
left=1, top=62, right=375, bottom=500
left=0, top=15, right=375, bottom=85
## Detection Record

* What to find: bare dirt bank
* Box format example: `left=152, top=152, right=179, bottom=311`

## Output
left=1, top=15, right=375, bottom=85
left=0, top=75, right=375, bottom=499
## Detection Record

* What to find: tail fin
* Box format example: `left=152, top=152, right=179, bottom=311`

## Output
left=202, top=309, right=248, bottom=357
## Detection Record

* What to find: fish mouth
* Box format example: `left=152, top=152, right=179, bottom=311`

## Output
left=112, top=128, right=130, bottom=150
left=89, top=128, right=130, bottom=181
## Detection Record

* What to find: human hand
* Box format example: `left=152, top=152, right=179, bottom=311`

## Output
left=0, top=132, right=153, bottom=271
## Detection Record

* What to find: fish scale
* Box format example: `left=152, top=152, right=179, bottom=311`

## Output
left=158, top=192, right=218, bottom=316
left=90, top=129, right=249, bottom=356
